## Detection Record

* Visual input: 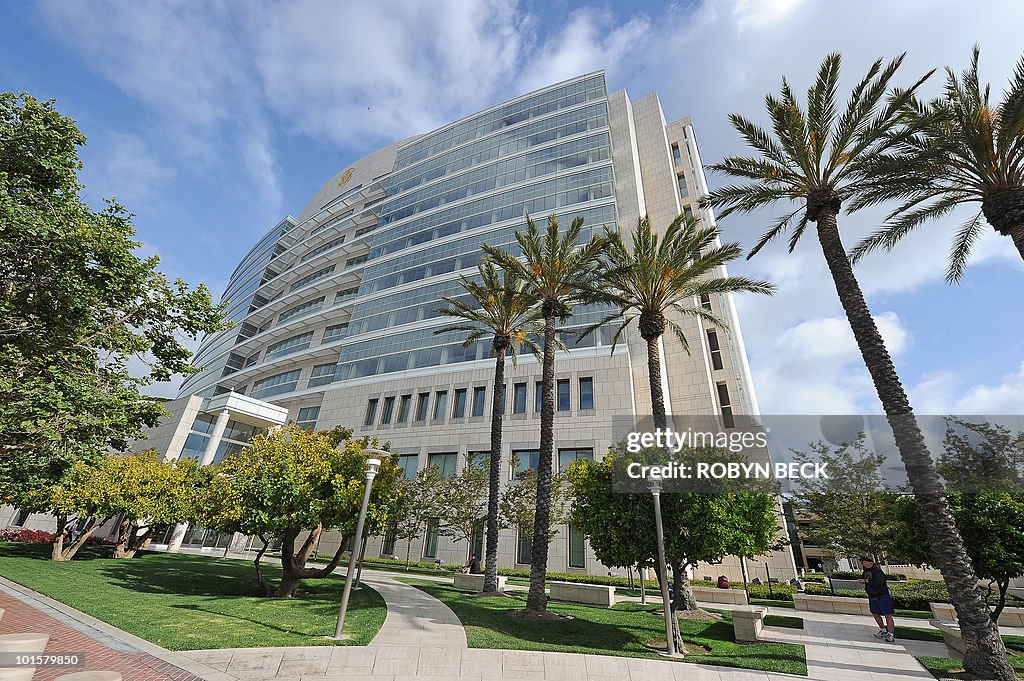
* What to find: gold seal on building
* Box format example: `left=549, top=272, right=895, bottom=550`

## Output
left=338, top=168, right=354, bottom=186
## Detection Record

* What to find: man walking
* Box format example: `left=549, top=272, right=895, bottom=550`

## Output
left=858, top=556, right=895, bottom=642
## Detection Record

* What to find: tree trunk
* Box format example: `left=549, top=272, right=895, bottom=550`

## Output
left=992, top=579, right=1009, bottom=623
left=112, top=515, right=134, bottom=559
left=646, top=336, right=668, bottom=431
left=51, top=514, right=67, bottom=561
left=671, top=560, right=698, bottom=611
left=483, top=345, right=507, bottom=593
left=254, top=534, right=272, bottom=595
left=1011, top=227, right=1024, bottom=265
left=815, top=210, right=1014, bottom=681
left=526, top=312, right=557, bottom=614
left=274, top=527, right=351, bottom=597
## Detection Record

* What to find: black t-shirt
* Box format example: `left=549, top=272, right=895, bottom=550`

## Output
left=863, top=564, right=889, bottom=598
left=469, top=557, right=481, bottom=574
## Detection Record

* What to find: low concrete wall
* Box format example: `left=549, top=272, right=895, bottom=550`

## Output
left=549, top=581, right=615, bottom=607
left=931, top=602, right=1024, bottom=627
left=732, top=605, right=767, bottom=642
left=692, top=587, right=748, bottom=605
left=930, top=618, right=966, bottom=654
left=794, top=593, right=872, bottom=615
left=453, top=573, right=507, bottom=591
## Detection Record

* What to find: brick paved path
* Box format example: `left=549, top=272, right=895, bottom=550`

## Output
left=0, top=589, right=202, bottom=681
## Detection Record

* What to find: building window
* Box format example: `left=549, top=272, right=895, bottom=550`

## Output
left=468, top=451, right=491, bottom=471
left=512, top=449, right=540, bottom=479
left=433, top=391, right=448, bottom=420
left=397, top=454, right=418, bottom=479
left=13, top=509, right=30, bottom=526
left=308, top=363, right=337, bottom=387
left=517, top=532, right=533, bottom=565
left=251, top=369, right=301, bottom=399
left=472, top=522, right=484, bottom=560
left=295, top=406, right=320, bottom=430
left=277, top=296, right=325, bottom=325
left=535, top=381, right=543, bottom=413
left=579, top=377, right=594, bottom=410
left=397, top=394, right=412, bottom=423
left=472, top=386, right=487, bottom=417
left=424, top=520, right=440, bottom=558
left=381, top=396, right=396, bottom=424
left=452, top=388, right=467, bottom=418
left=382, top=527, right=398, bottom=556
left=558, top=448, right=593, bottom=471
left=568, top=525, right=586, bottom=568
left=717, top=382, right=735, bottom=429
left=322, top=323, right=349, bottom=343
left=427, top=452, right=458, bottom=478
left=335, top=287, right=359, bottom=304
left=700, top=293, right=712, bottom=311
left=677, top=172, right=689, bottom=199
left=415, top=392, right=430, bottom=421
left=707, top=329, right=724, bottom=371
left=346, top=254, right=368, bottom=268
left=671, top=143, right=682, bottom=166
left=290, top=264, right=336, bottom=292
left=512, top=383, right=527, bottom=414
left=557, top=379, right=570, bottom=411
left=364, top=399, right=379, bottom=426
left=266, top=331, right=314, bottom=358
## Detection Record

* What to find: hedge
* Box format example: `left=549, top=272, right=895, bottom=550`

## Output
left=830, top=569, right=907, bottom=581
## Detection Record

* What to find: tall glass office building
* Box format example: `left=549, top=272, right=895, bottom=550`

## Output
left=131, top=72, right=796, bottom=578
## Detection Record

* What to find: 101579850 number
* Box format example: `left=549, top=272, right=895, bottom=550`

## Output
left=5, top=653, right=83, bottom=667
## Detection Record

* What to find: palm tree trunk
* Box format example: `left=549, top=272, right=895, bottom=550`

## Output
left=816, top=210, right=1014, bottom=681
left=526, top=312, right=557, bottom=613
left=484, top=346, right=507, bottom=593
left=646, top=336, right=668, bottom=431
left=1011, top=227, right=1024, bottom=265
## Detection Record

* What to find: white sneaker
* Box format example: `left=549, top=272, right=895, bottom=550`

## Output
left=872, top=629, right=887, bottom=639
left=884, top=633, right=896, bottom=643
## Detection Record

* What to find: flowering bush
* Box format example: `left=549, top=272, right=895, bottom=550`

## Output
left=0, top=527, right=55, bottom=543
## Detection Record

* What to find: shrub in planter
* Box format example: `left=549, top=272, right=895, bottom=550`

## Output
left=831, top=569, right=907, bottom=581
left=0, top=527, right=54, bottom=544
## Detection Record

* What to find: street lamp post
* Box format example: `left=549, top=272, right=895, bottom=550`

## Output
left=332, top=449, right=387, bottom=639
left=650, top=478, right=682, bottom=657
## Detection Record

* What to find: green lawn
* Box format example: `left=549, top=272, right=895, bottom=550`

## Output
left=917, top=654, right=1024, bottom=680
left=765, top=614, right=804, bottom=629
left=402, top=579, right=807, bottom=675
left=0, top=543, right=386, bottom=650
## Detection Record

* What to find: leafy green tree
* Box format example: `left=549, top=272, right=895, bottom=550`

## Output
left=597, top=215, right=774, bottom=429
left=51, top=451, right=202, bottom=560
left=851, top=47, right=1024, bottom=279
left=389, top=465, right=447, bottom=569
left=789, top=435, right=901, bottom=561
left=706, top=53, right=1013, bottom=680
left=435, top=457, right=489, bottom=562
left=200, top=425, right=403, bottom=597
left=484, top=214, right=608, bottom=614
left=892, top=493, right=1024, bottom=622
left=0, top=92, right=224, bottom=511
left=937, top=417, right=1024, bottom=494
left=434, top=261, right=542, bottom=591
left=568, top=446, right=780, bottom=614
left=498, top=468, right=572, bottom=547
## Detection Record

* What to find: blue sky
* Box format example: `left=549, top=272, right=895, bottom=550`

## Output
left=2, top=0, right=1022, bottom=414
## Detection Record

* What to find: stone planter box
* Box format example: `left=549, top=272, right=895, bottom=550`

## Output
left=794, top=593, right=872, bottom=615
left=692, top=586, right=748, bottom=605
left=829, top=578, right=862, bottom=591
left=549, top=581, right=615, bottom=607
left=930, top=601, right=1024, bottom=627
left=453, top=573, right=507, bottom=591
left=732, top=605, right=768, bottom=642
left=930, top=618, right=966, bottom=654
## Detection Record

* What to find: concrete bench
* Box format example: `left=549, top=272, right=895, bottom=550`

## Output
left=549, top=581, right=615, bottom=607
left=732, top=605, right=768, bottom=642
left=930, top=619, right=966, bottom=654
left=453, top=573, right=507, bottom=591
left=930, top=601, right=1024, bottom=627
left=56, top=673, right=123, bottom=681
left=794, top=593, right=872, bottom=615
left=692, top=586, right=748, bottom=605
left=0, top=633, right=50, bottom=681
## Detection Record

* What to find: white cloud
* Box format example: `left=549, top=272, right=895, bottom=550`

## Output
left=82, top=132, right=172, bottom=207
left=911, top=363, right=1024, bottom=415
left=731, top=0, right=805, bottom=30
left=749, top=312, right=910, bottom=414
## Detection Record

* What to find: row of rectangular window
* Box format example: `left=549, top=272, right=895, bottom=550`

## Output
left=417, top=518, right=586, bottom=569
left=364, top=378, right=594, bottom=428
left=394, top=447, right=592, bottom=481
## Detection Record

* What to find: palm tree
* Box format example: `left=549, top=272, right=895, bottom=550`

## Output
left=598, top=214, right=775, bottom=432
left=433, top=261, right=542, bottom=593
left=850, top=46, right=1024, bottom=281
left=484, top=214, right=608, bottom=614
left=705, top=53, right=1014, bottom=681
